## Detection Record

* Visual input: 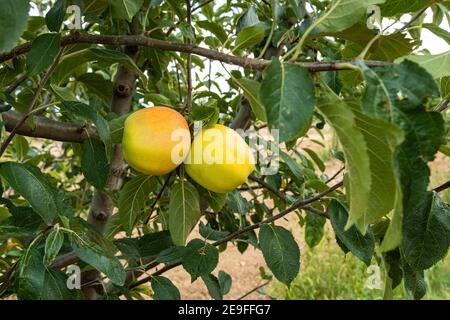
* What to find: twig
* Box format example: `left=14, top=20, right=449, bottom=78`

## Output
left=191, top=0, right=214, bottom=12
left=305, top=206, right=329, bottom=218
left=249, top=175, right=288, bottom=202
left=249, top=175, right=330, bottom=218
left=5, top=74, right=28, bottom=94
left=213, top=180, right=342, bottom=245
left=126, top=180, right=343, bottom=290
left=436, top=100, right=449, bottom=113
left=433, top=181, right=450, bottom=193
left=0, top=48, right=64, bottom=158
left=144, top=172, right=173, bottom=225
left=399, top=6, right=429, bottom=32
left=237, top=281, right=270, bottom=300
left=325, top=167, right=345, bottom=184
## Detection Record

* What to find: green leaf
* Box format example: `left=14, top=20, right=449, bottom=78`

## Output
left=77, top=73, right=113, bottom=106
left=422, top=23, right=450, bottom=44
left=343, top=32, right=418, bottom=62
left=189, top=103, right=219, bottom=128
left=197, top=20, right=228, bottom=44
left=441, top=76, right=450, bottom=99
left=17, top=248, right=82, bottom=300
left=201, top=274, right=223, bottom=300
left=156, top=246, right=185, bottom=264
left=0, top=0, right=30, bottom=52
left=396, top=52, right=450, bottom=79
left=359, top=60, right=445, bottom=252
left=202, top=190, right=227, bottom=213
left=13, top=135, right=29, bottom=161
left=0, top=206, right=10, bottom=222
left=88, top=48, right=148, bottom=87
left=109, top=114, right=127, bottom=144
left=44, top=228, right=64, bottom=266
left=319, top=0, right=386, bottom=33
left=234, top=22, right=267, bottom=51
left=227, top=190, right=251, bottom=215
left=384, top=249, right=403, bottom=290
left=168, top=179, right=201, bottom=246
left=45, top=0, right=65, bottom=32
left=402, top=192, right=450, bottom=270
left=280, top=151, right=304, bottom=184
left=328, top=200, right=375, bottom=266
left=145, top=93, right=173, bottom=107
left=260, top=58, right=315, bottom=142
left=234, top=78, right=267, bottom=122
left=61, top=101, right=112, bottom=160
left=150, top=0, right=164, bottom=7
left=381, top=0, right=434, bottom=16
left=379, top=185, right=403, bottom=252
left=71, top=233, right=126, bottom=286
left=180, top=21, right=195, bottom=40
left=237, top=5, right=260, bottom=31
left=182, top=239, right=219, bottom=282
left=289, top=0, right=306, bottom=20
left=151, top=276, right=181, bottom=300
left=50, top=84, right=77, bottom=101
left=303, top=148, right=325, bottom=172
left=115, top=231, right=174, bottom=260
left=218, top=270, right=232, bottom=295
left=350, top=103, right=404, bottom=229
left=0, top=162, right=72, bottom=224
left=118, top=175, right=156, bottom=235
left=305, top=211, right=326, bottom=248
left=259, top=224, right=300, bottom=285
left=0, top=205, right=41, bottom=242
left=109, top=0, right=144, bottom=21
left=81, top=139, right=110, bottom=190
left=199, top=222, right=230, bottom=241
left=26, top=33, right=61, bottom=75
left=318, top=97, right=371, bottom=230
left=402, top=258, right=427, bottom=300
left=0, top=104, right=12, bottom=113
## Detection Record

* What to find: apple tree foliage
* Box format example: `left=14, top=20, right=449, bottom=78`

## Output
left=0, top=0, right=449, bottom=300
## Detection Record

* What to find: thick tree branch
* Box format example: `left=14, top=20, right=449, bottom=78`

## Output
left=230, top=99, right=252, bottom=130
left=1, top=110, right=98, bottom=143
left=0, top=33, right=392, bottom=72
left=83, top=22, right=140, bottom=299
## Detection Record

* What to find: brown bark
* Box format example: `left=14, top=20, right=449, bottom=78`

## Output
left=0, top=32, right=392, bottom=71
left=82, top=35, right=139, bottom=300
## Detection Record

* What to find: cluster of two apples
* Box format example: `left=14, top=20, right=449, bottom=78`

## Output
left=122, top=107, right=255, bottom=193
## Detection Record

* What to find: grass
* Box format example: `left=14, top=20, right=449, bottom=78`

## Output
left=268, top=233, right=450, bottom=300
